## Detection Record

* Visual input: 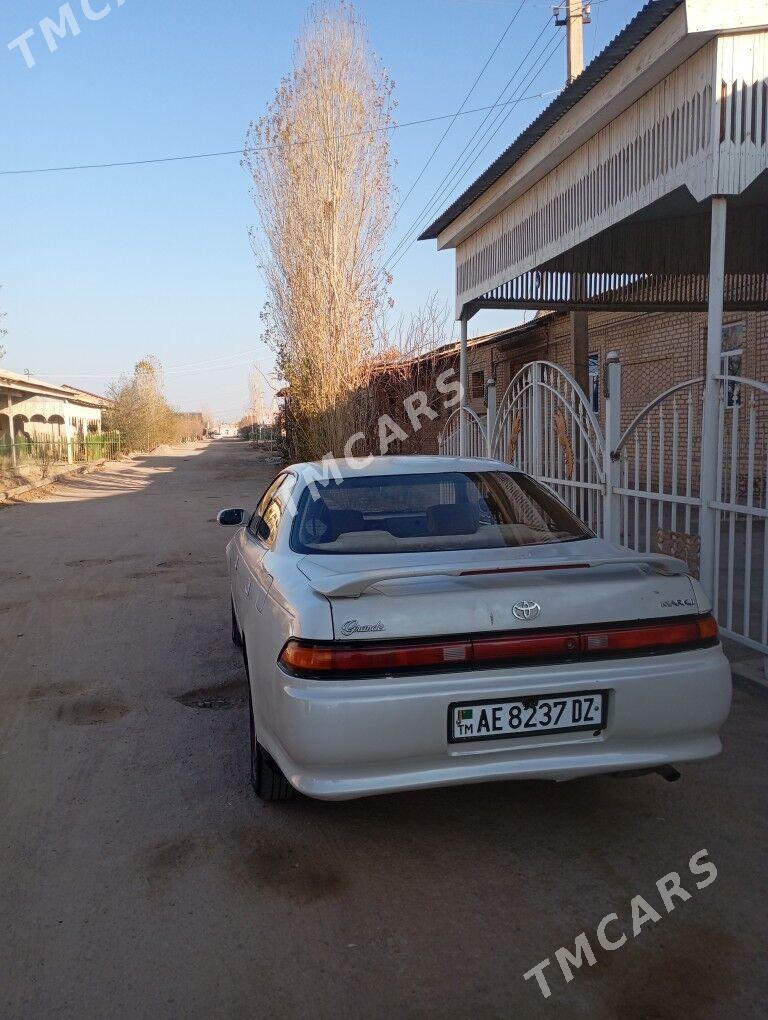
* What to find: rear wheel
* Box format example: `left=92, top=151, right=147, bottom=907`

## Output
left=244, top=647, right=293, bottom=802
left=231, top=599, right=243, bottom=647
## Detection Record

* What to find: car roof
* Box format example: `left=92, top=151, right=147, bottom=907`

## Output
left=292, top=455, right=515, bottom=481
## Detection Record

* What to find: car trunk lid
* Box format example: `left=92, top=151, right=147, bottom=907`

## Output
left=297, top=539, right=701, bottom=641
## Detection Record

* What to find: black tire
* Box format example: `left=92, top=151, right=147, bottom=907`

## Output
left=245, top=652, right=293, bottom=802
left=231, top=599, right=243, bottom=647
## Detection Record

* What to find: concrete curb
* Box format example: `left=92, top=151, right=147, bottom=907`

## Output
left=731, top=665, right=768, bottom=692
left=0, top=452, right=140, bottom=502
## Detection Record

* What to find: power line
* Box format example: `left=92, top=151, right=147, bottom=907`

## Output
left=589, top=0, right=603, bottom=59
left=388, top=41, right=563, bottom=273
left=385, top=20, right=561, bottom=272
left=38, top=360, right=257, bottom=381
left=388, top=0, right=527, bottom=229
left=419, top=34, right=564, bottom=232
left=384, top=19, right=557, bottom=269
left=250, top=364, right=282, bottom=393
left=391, top=29, right=561, bottom=269
left=164, top=349, right=264, bottom=371
left=36, top=349, right=268, bottom=380
left=1, top=91, right=559, bottom=178
left=164, top=360, right=263, bottom=379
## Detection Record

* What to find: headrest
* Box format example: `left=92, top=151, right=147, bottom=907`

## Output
left=327, top=508, right=365, bottom=539
left=301, top=500, right=333, bottom=543
left=426, top=503, right=479, bottom=536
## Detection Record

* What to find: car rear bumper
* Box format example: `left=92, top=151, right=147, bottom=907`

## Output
left=261, top=645, right=732, bottom=800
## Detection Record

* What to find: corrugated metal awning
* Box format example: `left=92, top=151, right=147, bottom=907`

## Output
left=419, top=0, right=685, bottom=241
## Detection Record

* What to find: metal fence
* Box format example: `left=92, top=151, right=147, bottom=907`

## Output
left=491, top=361, right=606, bottom=535
left=438, top=406, right=488, bottom=457
left=613, top=378, right=704, bottom=566
left=437, top=357, right=768, bottom=672
left=0, top=431, right=123, bottom=473
left=712, top=377, right=768, bottom=657
left=240, top=424, right=282, bottom=445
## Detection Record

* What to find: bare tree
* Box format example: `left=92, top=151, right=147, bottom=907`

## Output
left=379, top=293, right=451, bottom=365
left=364, top=294, right=456, bottom=453
left=106, top=355, right=179, bottom=452
left=245, top=1, right=395, bottom=460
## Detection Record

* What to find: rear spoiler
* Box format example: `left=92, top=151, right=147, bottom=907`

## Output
left=308, top=554, right=690, bottom=599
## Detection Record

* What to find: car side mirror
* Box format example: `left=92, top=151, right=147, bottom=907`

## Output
left=256, top=517, right=271, bottom=541
left=217, top=508, right=244, bottom=526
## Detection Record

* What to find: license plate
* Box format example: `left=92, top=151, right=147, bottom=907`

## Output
left=448, top=690, right=607, bottom=743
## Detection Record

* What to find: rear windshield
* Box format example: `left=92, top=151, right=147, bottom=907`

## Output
left=290, top=471, right=591, bottom=555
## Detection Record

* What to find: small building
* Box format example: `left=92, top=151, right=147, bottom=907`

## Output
left=0, top=369, right=113, bottom=463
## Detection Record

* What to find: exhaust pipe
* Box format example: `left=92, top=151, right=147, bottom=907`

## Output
left=656, top=764, right=681, bottom=782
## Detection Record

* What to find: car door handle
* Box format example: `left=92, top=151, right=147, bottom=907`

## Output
left=244, top=578, right=252, bottom=597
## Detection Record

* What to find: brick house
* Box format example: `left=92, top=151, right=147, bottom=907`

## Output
left=373, top=306, right=767, bottom=455
left=464, top=308, right=768, bottom=431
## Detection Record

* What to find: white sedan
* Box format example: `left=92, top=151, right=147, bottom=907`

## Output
left=219, top=456, right=731, bottom=801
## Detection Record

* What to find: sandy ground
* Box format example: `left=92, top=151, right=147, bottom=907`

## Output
left=0, top=439, right=766, bottom=1019
left=0, top=460, right=64, bottom=494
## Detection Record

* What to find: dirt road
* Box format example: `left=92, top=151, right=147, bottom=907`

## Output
left=1, top=440, right=766, bottom=1018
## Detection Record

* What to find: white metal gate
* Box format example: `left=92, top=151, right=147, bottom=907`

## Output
left=438, top=355, right=768, bottom=670
left=611, top=371, right=768, bottom=660
left=712, top=375, right=768, bottom=658
left=438, top=406, right=487, bottom=457
left=490, top=361, right=605, bottom=535
left=612, top=377, right=704, bottom=570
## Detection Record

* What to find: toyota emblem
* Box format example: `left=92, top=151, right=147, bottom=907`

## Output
left=512, top=600, right=541, bottom=621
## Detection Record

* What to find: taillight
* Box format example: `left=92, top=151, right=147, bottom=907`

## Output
left=279, top=615, right=717, bottom=678
left=472, top=632, right=579, bottom=663
left=279, top=633, right=582, bottom=677
left=580, top=615, right=717, bottom=655
left=279, top=638, right=471, bottom=675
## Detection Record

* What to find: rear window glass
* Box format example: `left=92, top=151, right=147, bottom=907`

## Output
left=290, top=471, right=590, bottom=555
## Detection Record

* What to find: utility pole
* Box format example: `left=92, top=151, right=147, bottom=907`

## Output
left=554, top=2, right=590, bottom=84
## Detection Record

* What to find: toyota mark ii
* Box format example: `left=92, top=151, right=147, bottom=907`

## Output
left=218, top=456, right=732, bottom=801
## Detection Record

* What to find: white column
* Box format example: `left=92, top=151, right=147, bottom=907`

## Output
left=699, top=196, right=728, bottom=600
left=531, top=362, right=541, bottom=478
left=485, top=377, right=496, bottom=458
left=63, top=399, right=74, bottom=463
left=603, top=351, right=622, bottom=545
left=459, top=316, right=468, bottom=457
left=5, top=392, right=16, bottom=467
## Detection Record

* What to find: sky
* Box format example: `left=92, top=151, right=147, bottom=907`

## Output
left=0, top=0, right=640, bottom=422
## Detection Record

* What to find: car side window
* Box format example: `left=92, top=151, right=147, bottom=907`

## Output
left=249, top=473, right=296, bottom=545
left=247, top=474, right=285, bottom=538
left=259, top=497, right=282, bottom=548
